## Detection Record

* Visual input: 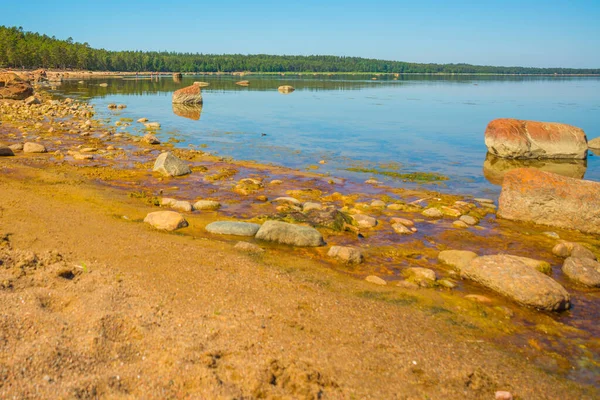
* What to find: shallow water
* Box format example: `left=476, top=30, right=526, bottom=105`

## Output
left=53, top=74, right=600, bottom=197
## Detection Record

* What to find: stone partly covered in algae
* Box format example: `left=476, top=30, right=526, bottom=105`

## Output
left=205, top=221, right=261, bottom=237
left=484, top=118, right=588, bottom=159
left=152, top=152, right=191, bottom=177
left=328, top=246, right=363, bottom=264
left=402, top=267, right=436, bottom=287
left=255, top=220, right=325, bottom=247
left=562, top=257, right=600, bottom=287
left=144, top=211, right=188, bottom=231
left=172, top=84, right=203, bottom=104
left=352, top=214, right=377, bottom=228
left=498, top=168, right=600, bottom=235
left=461, top=255, right=570, bottom=311
left=438, top=250, right=478, bottom=270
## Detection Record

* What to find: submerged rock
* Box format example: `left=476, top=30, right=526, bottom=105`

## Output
left=498, top=168, right=600, bottom=234
left=328, top=246, right=363, bottom=264
left=438, top=250, right=478, bottom=270
left=422, top=208, right=443, bottom=218
left=255, top=220, right=324, bottom=247
left=462, top=255, right=570, bottom=311
left=485, top=118, right=588, bottom=159
left=144, top=211, right=188, bottom=231
left=562, top=257, right=600, bottom=287
left=152, top=152, right=192, bottom=177
left=205, top=221, right=261, bottom=236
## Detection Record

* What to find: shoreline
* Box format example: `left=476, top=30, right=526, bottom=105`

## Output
left=1, top=87, right=600, bottom=396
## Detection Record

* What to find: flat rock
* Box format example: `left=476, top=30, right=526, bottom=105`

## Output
left=392, top=223, right=413, bottom=235
left=327, top=246, right=363, bottom=264
left=234, top=241, right=264, bottom=253
left=459, top=215, right=478, bottom=225
left=422, top=208, right=443, bottom=218
left=390, top=217, right=414, bottom=227
left=403, top=267, right=436, bottom=283
left=562, top=257, right=600, bottom=287
left=303, top=202, right=322, bottom=212
left=193, top=200, right=221, bottom=211
left=153, top=152, right=191, bottom=177
left=272, top=197, right=301, bottom=205
left=452, top=220, right=469, bottom=229
left=438, top=250, right=479, bottom=270
left=171, top=200, right=193, bottom=212
left=352, top=214, right=377, bottom=228
left=365, top=275, right=386, bottom=285
left=463, top=255, right=570, bottom=311
left=8, top=143, right=23, bottom=152
left=278, top=85, right=295, bottom=93
left=205, top=221, right=261, bottom=237
left=498, top=168, right=600, bottom=234
left=23, top=142, right=47, bottom=153
left=485, top=118, right=588, bottom=159
left=144, top=211, right=188, bottom=231
left=255, top=220, right=324, bottom=247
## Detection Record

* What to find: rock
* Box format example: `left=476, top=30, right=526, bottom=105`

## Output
left=8, top=143, right=23, bottom=152
left=24, top=96, right=40, bottom=105
left=272, top=197, right=301, bottom=206
left=371, top=200, right=386, bottom=208
left=72, top=153, right=93, bottom=160
left=99, top=83, right=108, bottom=87
left=117, top=104, right=126, bottom=109
left=234, top=178, right=264, bottom=195
left=462, top=255, right=570, bottom=311
left=422, top=208, right=443, bottom=218
left=474, top=198, right=494, bottom=204
left=152, top=152, right=192, bottom=177
left=236, top=80, right=250, bottom=86
left=172, top=84, right=203, bottom=104
left=0, top=146, right=14, bottom=156
left=365, top=275, right=386, bottom=285
left=390, top=218, right=414, bottom=227
left=193, top=200, right=221, bottom=211
left=459, top=215, right=478, bottom=225
left=438, top=250, right=479, bottom=270
left=161, top=197, right=177, bottom=207
left=589, top=137, right=600, bottom=149
left=234, top=241, right=264, bottom=253
left=303, top=202, right=322, bottom=212
left=542, top=231, right=560, bottom=239
left=498, top=168, right=600, bottom=234
left=352, top=214, right=377, bottom=228
left=441, top=206, right=462, bottom=217
left=255, top=220, right=324, bottom=247
left=562, top=257, right=600, bottom=287
left=465, top=294, right=493, bottom=304
left=194, top=81, right=210, bottom=87
left=143, top=134, right=160, bottom=145
left=452, top=220, right=469, bottom=229
left=205, top=221, right=261, bottom=236
left=80, top=148, right=97, bottom=153
left=144, top=211, right=188, bottom=231
left=108, top=103, right=117, bottom=109
left=278, top=85, right=295, bottom=93
left=144, top=122, right=161, bottom=130
left=288, top=207, right=354, bottom=232
left=392, top=223, right=413, bottom=235
left=171, top=201, right=193, bottom=212
left=438, top=279, right=457, bottom=289
left=328, top=246, right=363, bottom=264
left=23, top=142, right=47, bottom=153
left=485, top=118, right=588, bottom=159
left=403, top=267, right=436, bottom=285
left=513, top=256, right=552, bottom=275
left=552, top=241, right=596, bottom=260
left=137, top=118, right=148, bottom=123
left=495, top=391, right=513, bottom=400
left=0, top=72, right=33, bottom=100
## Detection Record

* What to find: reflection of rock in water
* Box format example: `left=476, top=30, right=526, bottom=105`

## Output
left=483, top=153, right=587, bottom=185
left=172, top=103, right=202, bottom=120
left=173, top=72, right=182, bottom=82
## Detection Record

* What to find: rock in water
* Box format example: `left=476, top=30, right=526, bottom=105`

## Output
left=484, top=118, right=587, bottom=159
left=144, top=211, right=188, bottom=231
left=255, top=220, right=325, bottom=247
left=152, top=152, right=192, bottom=177
left=438, top=250, right=479, bottom=270
left=278, top=85, right=295, bottom=94
left=23, top=142, right=47, bottom=153
left=589, top=137, right=600, bottom=149
left=328, top=246, right=363, bottom=264
left=172, top=84, right=203, bottom=105
left=462, top=255, right=570, bottom=311
left=498, top=168, right=600, bottom=234
left=562, top=257, right=600, bottom=287
left=205, top=221, right=261, bottom=236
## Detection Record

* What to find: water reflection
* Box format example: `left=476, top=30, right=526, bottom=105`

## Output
left=172, top=103, right=202, bottom=120
left=483, top=153, right=587, bottom=185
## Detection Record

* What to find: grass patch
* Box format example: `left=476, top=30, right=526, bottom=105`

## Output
left=356, top=290, right=419, bottom=306
left=128, top=190, right=160, bottom=206
left=346, top=167, right=448, bottom=183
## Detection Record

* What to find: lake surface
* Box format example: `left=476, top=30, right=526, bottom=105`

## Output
left=54, top=74, right=600, bottom=197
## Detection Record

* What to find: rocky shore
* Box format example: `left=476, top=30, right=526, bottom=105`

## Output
left=1, top=75, right=599, bottom=397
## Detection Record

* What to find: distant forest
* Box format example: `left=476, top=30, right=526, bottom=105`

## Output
left=1, top=26, right=598, bottom=75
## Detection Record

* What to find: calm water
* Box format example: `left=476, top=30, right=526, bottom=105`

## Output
left=54, top=75, right=600, bottom=197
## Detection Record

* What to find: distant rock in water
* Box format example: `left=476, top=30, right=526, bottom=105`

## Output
left=194, top=81, right=210, bottom=87
left=485, top=118, right=588, bottom=159
left=172, top=84, right=203, bottom=105
left=173, top=72, right=182, bottom=81
left=498, top=168, right=600, bottom=234
left=172, top=103, right=202, bottom=120
left=482, top=152, right=586, bottom=185
left=278, top=85, right=295, bottom=94
left=235, top=80, right=250, bottom=86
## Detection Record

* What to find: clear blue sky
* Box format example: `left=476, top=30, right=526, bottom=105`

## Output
left=1, top=0, right=599, bottom=68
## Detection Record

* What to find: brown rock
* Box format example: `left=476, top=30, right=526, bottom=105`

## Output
left=562, top=257, right=600, bottom=287
left=498, top=168, right=600, bottom=234
left=23, top=142, right=47, bottom=153
left=0, top=72, right=33, bottom=100
left=328, top=246, right=363, bottom=264
left=144, top=211, right=188, bottom=231
left=236, top=80, right=250, bottom=86
left=0, top=146, right=15, bottom=157
left=552, top=241, right=597, bottom=260
left=484, top=118, right=587, bottom=159
left=172, top=84, right=203, bottom=105
left=278, top=85, right=295, bottom=94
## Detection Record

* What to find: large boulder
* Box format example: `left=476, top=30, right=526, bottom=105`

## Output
left=255, top=220, right=325, bottom=247
left=484, top=118, right=587, bottom=159
left=462, top=255, right=570, bottom=311
left=0, top=72, right=33, bottom=100
left=172, top=84, right=203, bottom=105
left=205, top=221, right=261, bottom=236
left=152, top=152, right=192, bottom=177
left=498, top=168, right=600, bottom=234
left=482, top=153, right=586, bottom=185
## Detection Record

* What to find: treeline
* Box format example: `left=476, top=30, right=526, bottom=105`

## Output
left=1, top=26, right=599, bottom=75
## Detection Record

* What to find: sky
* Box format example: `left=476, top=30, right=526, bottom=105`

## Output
left=1, top=0, right=599, bottom=68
